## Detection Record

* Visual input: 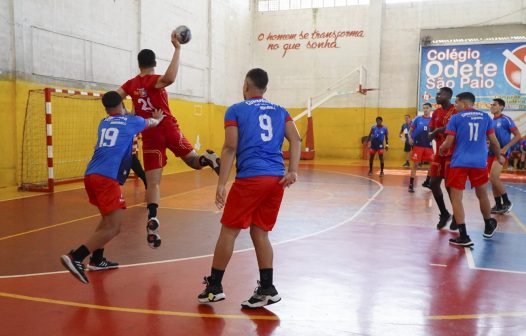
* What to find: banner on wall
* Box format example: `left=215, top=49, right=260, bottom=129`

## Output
left=418, top=42, right=526, bottom=112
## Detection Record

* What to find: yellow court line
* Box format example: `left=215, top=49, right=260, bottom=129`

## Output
left=0, top=214, right=100, bottom=242
left=509, top=211, right=526, bottom=233
left=158, top=206, right=217, bottom=213
left=427, top=311, right=526, bottom=320
left=0, top=186, right=216, bottom=242
left=0, top=292, right=279, bottom=320
left=1, top=291, right=524, bottom=322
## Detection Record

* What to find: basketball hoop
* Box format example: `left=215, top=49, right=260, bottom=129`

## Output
left=358, top=85, right=378, bottom=95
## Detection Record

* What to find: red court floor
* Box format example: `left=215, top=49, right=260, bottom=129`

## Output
left=0, top=162, right=525, bottom=335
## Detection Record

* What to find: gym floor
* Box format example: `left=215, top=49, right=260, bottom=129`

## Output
left=1, top=161, right=525, bottom=335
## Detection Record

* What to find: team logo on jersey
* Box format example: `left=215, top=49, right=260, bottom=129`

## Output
left=135, top=88, right=148, bottom=98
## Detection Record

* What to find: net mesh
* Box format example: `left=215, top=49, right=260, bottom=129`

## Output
left=21, top=90, right=106, bottom=190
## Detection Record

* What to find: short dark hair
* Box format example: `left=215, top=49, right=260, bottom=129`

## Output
left=423, top=103, right=432, bottom=107
left=493, top=98, right=505, bottom=107
left=102, top=91, right=123, bottom=109
left=376, top=116, right=383, bottom=121
left=456, top=92, right=476, bottom=103
left=246, top=68, right=268, bottom=90
left=138, top=49, right=156, bottom=68
left=439, top=87, right=453, bottom=97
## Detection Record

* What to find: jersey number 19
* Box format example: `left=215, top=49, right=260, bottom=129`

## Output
left=99, top=128, right=119, bottom=147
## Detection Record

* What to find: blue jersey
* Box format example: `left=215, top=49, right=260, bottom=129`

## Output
left=85, top=114, right=148, bottom=184
left=446, top=109, right=494, bottom=169
left=224, top=97, right=292, bottom=179
left=400, top=123, right=411, bottom=144
left=369, top=125, right=388, bottom=150
left=520, top=138, right=526, bottom=151
left=410, top=116, right=432, bottom=148
left=489, top=114, right=517, bottom=157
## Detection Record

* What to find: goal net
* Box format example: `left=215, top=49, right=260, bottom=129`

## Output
left=20, top=88, right=106, bottom=192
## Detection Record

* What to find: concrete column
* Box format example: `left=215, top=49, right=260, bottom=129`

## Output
left=365, top=0, right=384, bottom=111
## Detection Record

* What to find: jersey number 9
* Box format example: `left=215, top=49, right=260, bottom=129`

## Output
left=259, top=115, right=273, bottom=142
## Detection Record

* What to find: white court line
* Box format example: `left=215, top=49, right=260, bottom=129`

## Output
left=465, top=247, right=526, bottom=275
left=0, top=171, right=383, bottom=279
left=429, top=264, right=447, bottom=267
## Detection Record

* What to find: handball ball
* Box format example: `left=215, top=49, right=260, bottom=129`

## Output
left=173, top=25, right=191, bottom=44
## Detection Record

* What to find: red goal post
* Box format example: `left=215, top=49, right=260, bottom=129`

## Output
left=20, top=88, right=107, bottom=192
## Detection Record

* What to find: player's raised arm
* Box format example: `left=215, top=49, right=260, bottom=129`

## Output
left=155, top=34, right=181, bottom=89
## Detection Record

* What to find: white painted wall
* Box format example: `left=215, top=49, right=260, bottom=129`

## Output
left=253, top=0, right=526, bottom=108
left=2, top=0, right=253, bottom=104
left=253, top=6, right=369, bottom=108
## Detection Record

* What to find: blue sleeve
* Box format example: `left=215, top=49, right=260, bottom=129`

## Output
left=507, top=117, right=517, bottom=131
left=224, top=105, right=238, bottom=126
left=486, top=115, right=494, bottom=134
left=446, top=115, right=457, bottom=133
left=132, top=116, right=148, bottom=134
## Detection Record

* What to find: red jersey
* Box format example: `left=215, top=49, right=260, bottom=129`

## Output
left=429, top=105, right=456, bottom=156
left=121, top=74, right=173, bottom=119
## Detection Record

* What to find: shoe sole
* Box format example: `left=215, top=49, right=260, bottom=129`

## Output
left=60, top=255, right=88, bottom=284
left=87, top=265, right=119, bottom=271
left=503, top=204, right=513, bottom=214
left=436, top=215, right=452, bottom=230
left=197, top=293, right=226, bottom=303
left=241, top=294, right=281, bottom=309
left=147, top=218, right=161, bottom=249
left=449, top=241, right=474, bottom=247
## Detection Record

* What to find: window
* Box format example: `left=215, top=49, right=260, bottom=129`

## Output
left=257, top=0, right=369, bottom=12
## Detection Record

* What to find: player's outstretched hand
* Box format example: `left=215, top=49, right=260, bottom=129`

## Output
left=497, top=154, right=506, bottom=166
left=279, top=171, right=298, bottom=188
left=152, top=109, right=164, bottom=121
left=215, top=184, right=227, bottom=209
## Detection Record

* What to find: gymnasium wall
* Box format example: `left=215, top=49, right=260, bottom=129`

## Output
left=0, top=0, right=252, bottom=188
left=253, top=0, right=526, bottom=159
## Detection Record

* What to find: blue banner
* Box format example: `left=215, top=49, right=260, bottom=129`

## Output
left=418, top=42, right=526, bottom=112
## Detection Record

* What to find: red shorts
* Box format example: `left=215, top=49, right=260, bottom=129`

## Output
left=429, top=155, right=451, bottom=179
left=84, top=174, right=126, bottom=215
left=141, top=116, right=194, bottom=171
left=221, top=176, right=285, bottom=232
left=411, top=146, right=434, bottom=162
left=369, top=149, right=384, bottom=155
left=486, top=155, right=506, bottom=173
left=446, top=167, right=489, bottom=190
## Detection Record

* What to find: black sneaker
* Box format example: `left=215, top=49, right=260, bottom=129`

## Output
left=483, top=218, right=498, bottom=238
left=408, top=184, right=415, bottom=193
left=422, top=180, right=431, bottom=190
left=368, top=170, right=373, bottom=176
left=449, top=235, right=473, bottom=247
left=147, top=217, right=161, bottom=248
left=200, top=150, right=221, bottom=175
left=241, top=281, right=281, bottom=309
left=60, top=253, right=89, bottom=284
left=501, top=202, right=513, bottom=214
left=379, top=171, right=384, bottom=177
left=197, top=276, right=226, bottom=303
left=490, top=205, right=502, bottom=214
left=87, top=258, right=119, bottom=271
left=436, top=212, right=451, bottom=230
left=449, top=217, right=459, bottom=231
left=403, top=161, right=410, bottom=168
